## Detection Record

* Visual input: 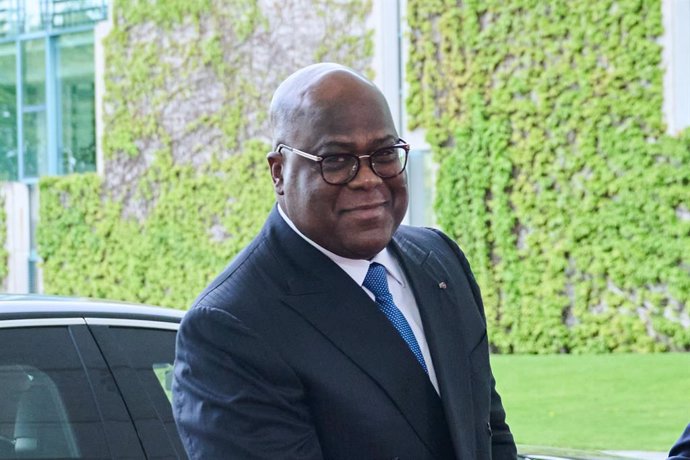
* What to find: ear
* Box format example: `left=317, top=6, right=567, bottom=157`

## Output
left=267, top=151, right=285, bottom=195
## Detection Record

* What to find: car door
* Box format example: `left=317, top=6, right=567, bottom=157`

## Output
left=87, top=319, right=187, bottom=459
left=0, top=320, right=145, bottom=459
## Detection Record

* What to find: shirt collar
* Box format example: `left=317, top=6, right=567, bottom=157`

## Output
left=277, top=204, right=405, bottom=287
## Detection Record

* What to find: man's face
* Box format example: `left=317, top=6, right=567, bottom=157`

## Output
left=269, top=74, right=408, bottom=260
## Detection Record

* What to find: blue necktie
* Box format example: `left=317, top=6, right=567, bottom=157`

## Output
left=362, top=262, right=428, bottom=373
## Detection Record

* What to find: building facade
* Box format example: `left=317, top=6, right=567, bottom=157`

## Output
left=0, top=0, right=107, bottom=291
left=0, top=0, right=688, bottom=311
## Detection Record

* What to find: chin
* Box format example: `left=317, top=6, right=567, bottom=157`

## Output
left=346, top=237, right=392, bottom=260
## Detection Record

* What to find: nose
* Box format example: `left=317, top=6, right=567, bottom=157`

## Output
left=348, top=155, right=382, bottom=188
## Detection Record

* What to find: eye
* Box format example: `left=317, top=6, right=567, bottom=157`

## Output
left=374, top=148, right=399, bottom=163
left=321, top=154, right=354, bottom=171
left=321, top=155, right=349, bottom=164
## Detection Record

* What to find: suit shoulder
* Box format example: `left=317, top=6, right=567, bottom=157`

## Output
left=394, top=225, right=479, bottom=294
left=395, top=224, right=439, bottom=242
left=191, top=234, right=280, bottom=312
left=395, top=225, right=467, bottom=258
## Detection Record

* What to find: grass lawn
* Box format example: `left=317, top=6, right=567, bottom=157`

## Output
left=491, top=352, right=690, bottom=452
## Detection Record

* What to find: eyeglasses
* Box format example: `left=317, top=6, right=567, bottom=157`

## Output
left=275, top=139, right=410, bottom=185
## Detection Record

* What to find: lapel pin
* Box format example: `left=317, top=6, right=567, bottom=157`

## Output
left=438, top=281, right=447, bottom=289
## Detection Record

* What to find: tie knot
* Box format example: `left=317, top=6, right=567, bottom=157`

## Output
left=362, top=263, right=390, bottom=300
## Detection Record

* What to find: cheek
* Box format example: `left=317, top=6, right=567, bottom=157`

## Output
left=391, top=180, right=409, bottom=210
left=290, top=172, right=340, bottom=220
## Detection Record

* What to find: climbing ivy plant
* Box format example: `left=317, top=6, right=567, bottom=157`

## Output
left=37, top=0, right=373, bottom=309
left=407, top=0, right=690, bottom=352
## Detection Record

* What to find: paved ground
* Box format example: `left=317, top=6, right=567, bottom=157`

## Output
left=605, top=451, right=667, bottom=459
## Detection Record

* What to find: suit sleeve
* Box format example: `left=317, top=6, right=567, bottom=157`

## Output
left=669, top=424, right=690, bottom=460
left=431, top=228, right=518, bottom=460
left=172, top=305, right=323, bottom=460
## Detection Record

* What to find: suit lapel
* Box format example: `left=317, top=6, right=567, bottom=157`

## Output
left=391, top=232, right=485, bottom=459
left=265, top=210, right=452, bottom=459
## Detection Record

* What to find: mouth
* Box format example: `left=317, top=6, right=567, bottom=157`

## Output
left=343, top=202, right=387, bottom=212
left=342, top=202, right=389, bottom=220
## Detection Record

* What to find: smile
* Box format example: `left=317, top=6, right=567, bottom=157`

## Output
left=342, top=202, right=389, bottom=221
left=343, top=202, right=388, bottom=213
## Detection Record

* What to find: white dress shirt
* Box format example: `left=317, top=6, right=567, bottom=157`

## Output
left=278, top=206, right=439, bottom=393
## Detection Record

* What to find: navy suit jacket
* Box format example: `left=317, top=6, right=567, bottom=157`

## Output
left=669, top=424, right=690, bottom=460
left=173, top=207, right=516, bottom=459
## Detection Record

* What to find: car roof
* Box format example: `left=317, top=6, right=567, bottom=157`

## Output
left=0, top=294, right=185, bottom=323
left=518, top=445, right=644, bottom=460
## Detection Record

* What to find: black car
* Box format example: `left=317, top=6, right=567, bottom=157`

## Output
left=0, top=295, right=663, bottom=460
left=517, top=446, right=659, bottom=460
left=0, top=295, right=186, bottom=459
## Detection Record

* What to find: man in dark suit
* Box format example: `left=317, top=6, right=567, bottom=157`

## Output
left=669, top=424, right=690, bottom=460
left=172, top=63, right=516, bottom=459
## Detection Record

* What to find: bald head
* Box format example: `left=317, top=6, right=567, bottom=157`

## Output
left=269, top=63, right=388, bottom=149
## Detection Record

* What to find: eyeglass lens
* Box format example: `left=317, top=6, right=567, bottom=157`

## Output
left=320, top=147, right=407, bottom=184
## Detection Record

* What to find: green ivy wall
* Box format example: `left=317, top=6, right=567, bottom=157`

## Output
left=36, top=0, right=688, bottom=353
left=37, top=0, right=373, bottom=308
left=407, top=0, right=690, bottom=352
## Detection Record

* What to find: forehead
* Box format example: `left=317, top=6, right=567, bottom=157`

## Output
left=290, top=74, right=398, bottom=149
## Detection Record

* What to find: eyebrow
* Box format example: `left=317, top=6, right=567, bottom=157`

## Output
left=316, top=136, right=399, bottom=152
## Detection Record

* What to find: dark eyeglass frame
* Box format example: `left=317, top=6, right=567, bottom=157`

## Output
left=275, top=139, right=410, bottom=185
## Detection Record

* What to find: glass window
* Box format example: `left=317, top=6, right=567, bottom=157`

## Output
left=51, top=0, right=108, bottom=29
left=0, top=2, right=19, bottom=37
left=152, top=363, right=174, bottom=403
left=22, top=110, right=48, bottom=177
left=0, top=327, right=110, bottom=459
left=0, top=41, right=18, bottom=181
left=0, top=13, right=102, bottom=182
left=21, top=1, right=44, bottom=34
left=21, top=39, right=46, bottom=107
left=57, top=31, right=96, bottom=174
left=21, top=39, right=48, bottom=179
left=95, top=327, right=187, bottom=459
left=1, top=1, right=108, bottom=39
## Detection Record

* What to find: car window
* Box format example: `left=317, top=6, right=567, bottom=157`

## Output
left=152, top=362, right=174, bottom=402
left=0, top=327, right=111, bottom=459
left=91, top=325, right=186, bottom=459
